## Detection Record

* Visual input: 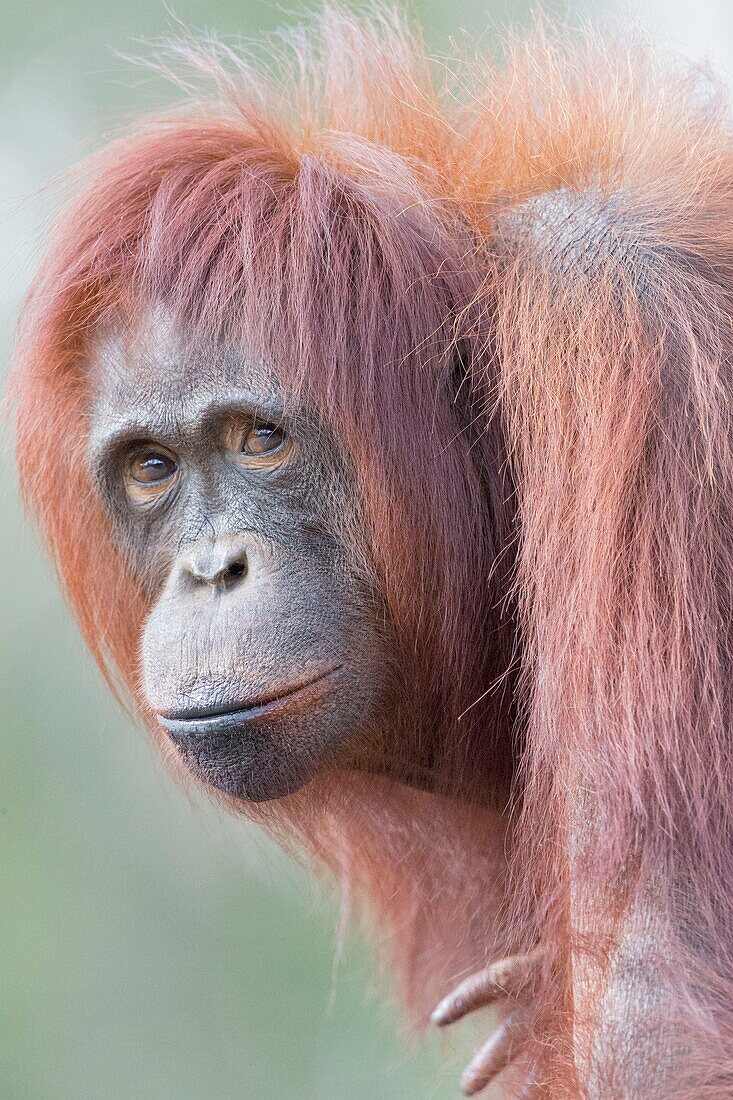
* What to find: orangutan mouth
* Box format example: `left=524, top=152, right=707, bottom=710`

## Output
left=157, top=665, right=342, bottom=737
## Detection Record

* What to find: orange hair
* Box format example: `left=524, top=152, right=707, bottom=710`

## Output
left=11, top=9, right=733, bottom=1095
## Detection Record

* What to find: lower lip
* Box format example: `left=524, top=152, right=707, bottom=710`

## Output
left=157, top=667, right=341, bottom=738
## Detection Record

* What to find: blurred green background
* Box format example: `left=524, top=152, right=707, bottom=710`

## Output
left=1, top=2, right=729, bottom=1098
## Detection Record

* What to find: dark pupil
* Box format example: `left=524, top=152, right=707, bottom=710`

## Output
left=135, top=453, right=174, bottom=483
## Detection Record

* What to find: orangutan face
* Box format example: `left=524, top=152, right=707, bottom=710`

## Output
left=87, top=317, right=394, bottom=801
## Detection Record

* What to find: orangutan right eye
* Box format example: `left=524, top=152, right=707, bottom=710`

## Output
left=124, top=446, right=179, bottom=502
left=130, top=450, right=177, bottom=483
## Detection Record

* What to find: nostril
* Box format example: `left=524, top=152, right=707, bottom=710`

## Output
left=182, top=539, right=249, bottom=589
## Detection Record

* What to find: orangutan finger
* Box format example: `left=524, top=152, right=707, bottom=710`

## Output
left=459, top=1009, right=531, bottom=1096
left=431, top=948, right=544, bottom=1027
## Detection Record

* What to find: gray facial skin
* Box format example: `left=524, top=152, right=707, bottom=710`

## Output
left=87, top=316, right=393, bottom=801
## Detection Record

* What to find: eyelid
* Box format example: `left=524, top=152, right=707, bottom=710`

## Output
left=90, top=430, right=169, bottom=488
left=124, top=475, right=180, bottom=508
left=123, top=440, right=178, bottom=472
left=198, top=399, right=285, bottom=441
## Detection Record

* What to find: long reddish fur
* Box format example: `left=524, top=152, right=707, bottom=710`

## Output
left=11, top=8, right=733, bottom=1096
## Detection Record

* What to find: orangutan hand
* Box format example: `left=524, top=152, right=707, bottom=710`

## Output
left=431, top=948, right=544, bottom=1096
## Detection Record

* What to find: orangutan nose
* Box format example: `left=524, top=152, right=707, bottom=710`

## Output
left=181, top=535, right=249, bottom=591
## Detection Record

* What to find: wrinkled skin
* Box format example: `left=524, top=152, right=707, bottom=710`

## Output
left=88, top=317, right=394, bottom=802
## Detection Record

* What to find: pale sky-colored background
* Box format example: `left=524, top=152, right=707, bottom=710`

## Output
left=1, top=2, right=730, bottom=1098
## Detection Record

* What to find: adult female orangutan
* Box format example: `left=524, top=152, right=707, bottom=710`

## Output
left=11, top=7, right=733, bottom=1096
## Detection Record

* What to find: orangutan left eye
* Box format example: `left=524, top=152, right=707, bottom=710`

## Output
left=241, top=423, right=286, bottom=456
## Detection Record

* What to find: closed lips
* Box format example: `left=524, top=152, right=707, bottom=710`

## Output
left=157, top=665, right=342, bottom=733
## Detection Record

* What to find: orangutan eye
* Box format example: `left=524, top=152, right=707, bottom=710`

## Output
left=223, top=415, right=292, bottom=469
left=241, top=423, right=285, bottom=456
left=129, top=449, right=178, bottom=484
left=240, top=423, right=286, bottom=457
left=123, top=445, right=179, bottom=505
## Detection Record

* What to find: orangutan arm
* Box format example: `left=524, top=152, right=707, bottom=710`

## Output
left=494, top=158, right=733, bottom=1095
left=570, top=870, right=680, bottom=1098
